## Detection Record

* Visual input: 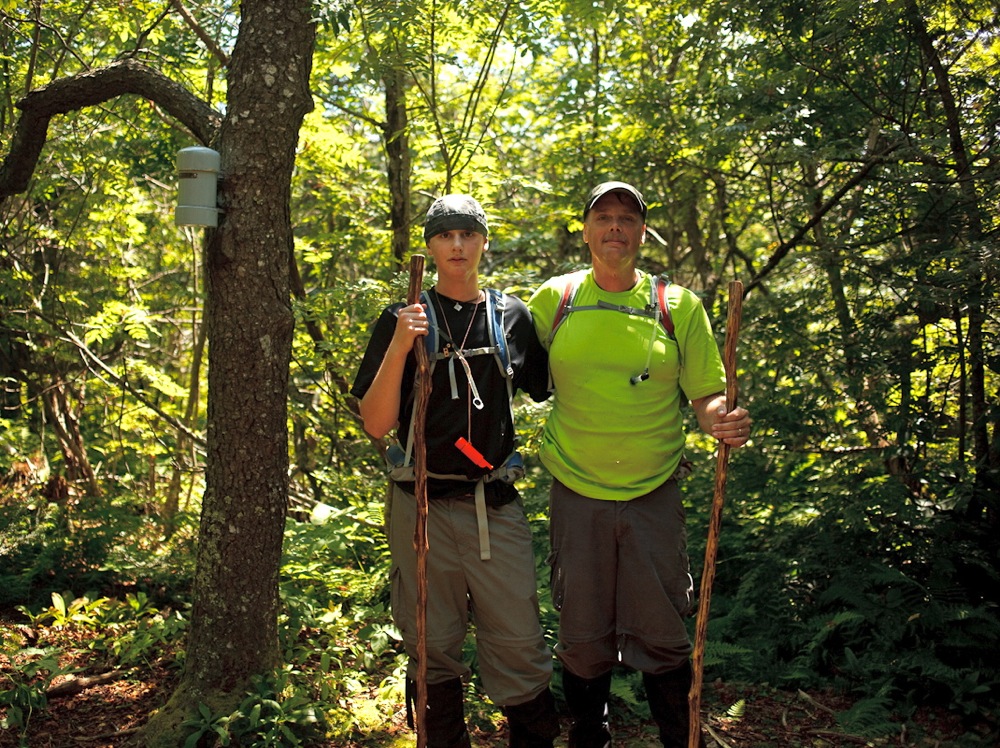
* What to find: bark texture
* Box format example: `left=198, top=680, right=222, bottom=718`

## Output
left=138, top=1, right=316, bottom=743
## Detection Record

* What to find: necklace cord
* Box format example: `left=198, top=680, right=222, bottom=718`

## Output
left=433, top=291, right=485, bottom=444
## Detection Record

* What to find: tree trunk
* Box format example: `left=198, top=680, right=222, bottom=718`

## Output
left=41, top=378, right=101, bottom=498
left=137, top=2, right=316, bottom=743
left=384, top=63, right=412, bottom=269
left=904, top=0, right=995, bottom=525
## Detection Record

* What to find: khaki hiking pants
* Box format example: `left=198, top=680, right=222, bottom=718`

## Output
left=388, top=484, right=553, bottom=706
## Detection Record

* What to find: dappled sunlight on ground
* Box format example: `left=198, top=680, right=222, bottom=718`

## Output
left=0, top=617, right=987, bottom=747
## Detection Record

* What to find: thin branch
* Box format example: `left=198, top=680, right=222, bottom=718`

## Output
left=744, top=143, right=899, bottom=296
left=30, top=2, right=94, bottom=77
left=122, top=3, right=173, bottom=60
left=797, top=689, right=837, bottom=715
left=170, top=0, right=231, bottom=68
left=47, top=670, right=124, bottom=699
left=73, top=728, right=140, bottom=743
left=808, top=730, right=873, bottom=745
left=313, top=89, right=382, bottom=129
left=59, top=328, right=206, bottom=447
left=25, top=0, right=42, bottom=94
left=456, top=3, right=510, bottom=161
left=705, top=723, right=734, bottom=748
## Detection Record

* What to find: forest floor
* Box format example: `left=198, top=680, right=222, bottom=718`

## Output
left=0, top=620, right=992, bottom=748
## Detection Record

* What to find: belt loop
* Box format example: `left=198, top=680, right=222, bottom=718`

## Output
left=474, top=479, right=491, bottom=560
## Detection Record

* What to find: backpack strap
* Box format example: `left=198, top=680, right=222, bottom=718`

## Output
left=482, top=289, right=515, bottom=434
left=422, top=289, right=511, bottom=372
left=546, top=273, right=679, bottom=386
left=547, top=278, right=579, bottom=346
left=401, top=288, right=515, bottom=473
left=484, top=289, right=513, bottom=379
left=654, top=275, right=675, bottom=340
left=548, top=273, right=675, bottom=342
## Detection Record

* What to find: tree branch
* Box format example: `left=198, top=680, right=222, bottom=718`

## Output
left=744, top=143, right=899, bottom=296
left=47, top=670, right=124, bottom=699
left=59, top=327, right=207, bottom=447
left=0, top=58, right=221, bottom=200
left=170, top=0, right=231, bottom=68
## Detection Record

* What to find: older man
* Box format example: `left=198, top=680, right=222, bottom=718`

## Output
left=528, top=181, right=752, bottom=748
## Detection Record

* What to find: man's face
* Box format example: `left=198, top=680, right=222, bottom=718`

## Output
left=582, top=192, right=646, bottom=264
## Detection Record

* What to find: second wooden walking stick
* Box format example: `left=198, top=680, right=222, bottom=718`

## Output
left=407, top=254, right=431, bottom=748
left=688, top=280, right=744, bottom=748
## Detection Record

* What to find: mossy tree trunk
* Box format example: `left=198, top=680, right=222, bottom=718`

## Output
left=0, top=0, right=318, bottom=730
left=137, top=1, right=316, bottom=743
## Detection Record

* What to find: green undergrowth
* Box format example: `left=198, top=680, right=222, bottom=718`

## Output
left=2, top=456, right=998, bottom=746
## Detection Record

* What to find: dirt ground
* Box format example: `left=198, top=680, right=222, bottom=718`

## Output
left=1, top=624, right=992, bottom=748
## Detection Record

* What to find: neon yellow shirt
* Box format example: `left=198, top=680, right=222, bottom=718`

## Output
left=528, top=269, right=726, bottom=500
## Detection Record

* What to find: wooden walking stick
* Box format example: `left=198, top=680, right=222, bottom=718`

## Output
left=407, top=254, right=431, bottom=748
left=689, top=280, right=744, bottom=748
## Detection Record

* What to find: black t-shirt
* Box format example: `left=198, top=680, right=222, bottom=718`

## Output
left=351, top=288, right=549, bottom=502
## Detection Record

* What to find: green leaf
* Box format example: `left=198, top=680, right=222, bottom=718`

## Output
left=51, top=593, right=67, bottom=619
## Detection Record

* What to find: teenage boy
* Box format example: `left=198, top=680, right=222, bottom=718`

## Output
left=352, top=194, right=559, bottom=748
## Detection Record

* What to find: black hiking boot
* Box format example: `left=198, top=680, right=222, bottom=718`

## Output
left=504, top=687, right=561, bottom=747
left=407, top=677, right=472, bottom=748
left=642, top=663, right=707, bottom=748
left=562, top=669, right=612, bottom=748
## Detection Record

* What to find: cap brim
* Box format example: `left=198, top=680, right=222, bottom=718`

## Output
left=584, top=183, right=647, bottom=218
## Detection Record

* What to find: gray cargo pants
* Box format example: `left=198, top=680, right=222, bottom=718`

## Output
left=549, top=477, right=695, bottom=679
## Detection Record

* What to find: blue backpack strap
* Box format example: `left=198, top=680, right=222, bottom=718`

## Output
left=485, top=290, right=515, bottom=430
left=485, top=289, right=512, bottom=378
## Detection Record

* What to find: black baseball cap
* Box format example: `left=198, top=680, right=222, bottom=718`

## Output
left=583, top=181, right=647, bottom=219
left=423, top=194, right=489, bottom=241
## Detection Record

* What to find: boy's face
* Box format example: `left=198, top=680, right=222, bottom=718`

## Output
left=427, top=229, right=488, bottom=285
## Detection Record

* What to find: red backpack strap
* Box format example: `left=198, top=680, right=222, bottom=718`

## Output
left=655, top=276, right=675, bottom=339
left=547, top=278, right=578, bottom=346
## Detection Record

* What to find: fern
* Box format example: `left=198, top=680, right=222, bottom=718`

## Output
left=835, top=685, right=896, bottom=738
left=701, top=640, right=753, bottom=669
left=610, top=671, right=643, bottom=708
